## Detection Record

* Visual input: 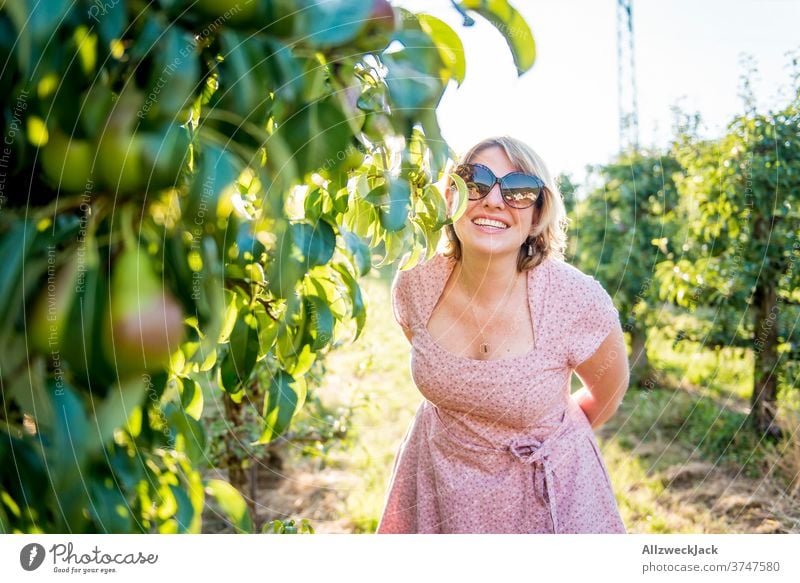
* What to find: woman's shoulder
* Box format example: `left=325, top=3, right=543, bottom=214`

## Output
left=394, top=252, right=453, bottom=287
left=543, top=257, right=609, bottom=302
left=390, top=253, right=453, bottom=330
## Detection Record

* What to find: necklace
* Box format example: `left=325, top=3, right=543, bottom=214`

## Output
left=456, top=265, right=529, bottom=357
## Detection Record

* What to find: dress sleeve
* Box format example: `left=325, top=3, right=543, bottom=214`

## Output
left=390, top=267, right=414, bottom=330
left=567, top=278, right=621, bottom=368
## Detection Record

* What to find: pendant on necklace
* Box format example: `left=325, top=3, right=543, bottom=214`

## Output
left=480, top=343, right=489, bottom=354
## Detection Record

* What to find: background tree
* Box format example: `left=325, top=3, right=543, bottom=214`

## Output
left=656, top=69, right=800, bottom=439
left=570, top=149, right=681, bottom=387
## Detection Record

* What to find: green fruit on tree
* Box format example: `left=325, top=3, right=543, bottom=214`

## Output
left=95, top=87, right=145, bottom=194
left=362, top=112, right=393, bottom=143
left=96, top=132, right=144, bottom=194
left=342, top=147, right=365, bottom=172
left=356, top=0, right=397, bottom=52
left=193, top=0, right=259, bottom=25
left=40, top=132, right=93, bottom=192
left=79, top=84, right=114, bottom=137
left=194, top=0, right=294, bottom=35
left=103, top=230, right=186, bottom=379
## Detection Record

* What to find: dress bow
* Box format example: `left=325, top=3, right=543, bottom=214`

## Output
left=508, top=436, right=559, bottom=533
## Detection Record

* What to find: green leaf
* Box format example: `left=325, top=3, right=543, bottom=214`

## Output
left=0, top=219, right=36, bottom=343
left=331, top=262, right=366, bottom=341
left=40, top=378, right=90, bottom=508
left=219, top=312, right=259, bottom=393
left=89, top=376, right=150, bottom=455
left=398, top=227, right=424, bottom=271
left=342, top=229, right=372, bottom=276
left=128, top=11, right=164, bottom=62
left=295, top=0, right=373, bottom=48
left=253, top=303, right=280, bottom=355
left=234, top=221, right=267, bottom=263
left=89, top=0, right=125, bottom=53
left=186, top=144, right=241, bottom=225
left=417, top=14, right=466, bottom=86
left=382, top=31, right=445, bottom=111
left=305, top=295, right=334, bottom=351
left=5, top=0, right=72, bottom=76
left=377, top=228, right=408, bottom=268
left=168, top=484, right=195, bottom=534
left=257, top=369, right=303, bottom=444
left=263, top=133, right=299, bottom=206
left=277, top=96, right=351, bottom=178
left=89, top=479, right=133, bottom=534
left=460, top=0, right=536, bottom=75
left=449, top=172, right=469, bottom=222
left=418, top=109, right=450, bottom=180
left=263, top=37, right=303, bottom=102
left=139, top=122, right=191, bottom=191
left=143, top=27, right=200, bottom=122
left=218, top=289, right=240, bottom=344
left=217, top=31, right=269, bottom=123
left=291, top=220, right=336, bottom=269
left=166, top=403, right=207, bottom=465
left=284, top=342, right=316, bottom=378
left=266, top=220, right=306, bottom=299
left=61, top=239, right=117, bottom=389
left=204, top=479, right=253, bottom=533
left=379, top=179, right=411, bottom=232
left=426, top=183, right=450, bottom=228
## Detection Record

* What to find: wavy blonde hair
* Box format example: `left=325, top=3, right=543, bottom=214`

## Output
left=442, top=135, right=569, bottom=271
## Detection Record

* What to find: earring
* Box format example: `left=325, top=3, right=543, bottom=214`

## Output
left=527, top=242, right=533, bottom=257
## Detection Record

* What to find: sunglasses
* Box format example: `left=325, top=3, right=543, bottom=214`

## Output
left=454, top=163, right=545, bottom=209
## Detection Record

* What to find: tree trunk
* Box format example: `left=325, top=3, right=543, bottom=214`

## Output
left=750, top=281, right=783, bottom=441
left=223, top=396, right=256, bottom=527
left=629, top=326, right=653, bottom=388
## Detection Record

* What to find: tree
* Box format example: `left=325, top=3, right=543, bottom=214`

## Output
left=0, top=0, right=535, bottom=532
left=570, top=150, right=681, bottom=386
left=656, top=68, right=800, bottom=439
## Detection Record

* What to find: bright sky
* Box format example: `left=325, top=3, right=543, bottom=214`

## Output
left=395, top=0, right=800, bottom=188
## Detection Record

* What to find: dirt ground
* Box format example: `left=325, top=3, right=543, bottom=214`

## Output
left=201, top=429, right=800, bottom=534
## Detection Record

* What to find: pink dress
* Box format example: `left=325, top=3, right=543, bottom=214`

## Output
left=376, top=252, right=627, bottom=534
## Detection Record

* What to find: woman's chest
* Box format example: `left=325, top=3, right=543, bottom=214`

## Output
left=421, top=279, right=534, bottom=360
left=424, top=287, right=535, bottom=362
left=409, top=336, right=571, bottom=424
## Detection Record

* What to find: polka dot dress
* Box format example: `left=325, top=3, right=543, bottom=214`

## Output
left=376, top=253, right=627, bottom=534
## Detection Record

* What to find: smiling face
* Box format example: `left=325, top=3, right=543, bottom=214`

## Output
left=447, top=146, right=538, bottom=260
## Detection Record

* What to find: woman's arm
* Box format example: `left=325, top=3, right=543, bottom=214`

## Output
left=571, top=324, right=630, bottom=429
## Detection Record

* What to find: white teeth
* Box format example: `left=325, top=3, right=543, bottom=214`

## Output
left=473, top=218, right=508, bottom=229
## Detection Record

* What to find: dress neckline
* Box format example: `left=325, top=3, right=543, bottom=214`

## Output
left=418, top=254, right=547, bottom=364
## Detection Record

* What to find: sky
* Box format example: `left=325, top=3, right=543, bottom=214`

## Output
left=394, top=0, right=800, bottom=189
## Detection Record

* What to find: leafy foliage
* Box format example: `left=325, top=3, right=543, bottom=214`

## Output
left=572, top=150, right=682, bottom=336
left=0, top=0, right=534, bottom=532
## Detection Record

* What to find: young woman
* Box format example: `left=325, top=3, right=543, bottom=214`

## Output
left=376, top=136, right=629, bottom=534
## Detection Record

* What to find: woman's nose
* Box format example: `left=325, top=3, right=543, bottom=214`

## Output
left=483, top=183, right=506, bottom=208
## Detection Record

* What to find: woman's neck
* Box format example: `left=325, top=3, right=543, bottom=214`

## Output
left=455, top=253, right=522, bottom=306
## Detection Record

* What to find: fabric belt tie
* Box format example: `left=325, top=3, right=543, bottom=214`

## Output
left=508, top=437, right=559, bottom=534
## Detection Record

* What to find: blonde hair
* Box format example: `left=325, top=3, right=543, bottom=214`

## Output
left=442, top=135, right=569, bottom=271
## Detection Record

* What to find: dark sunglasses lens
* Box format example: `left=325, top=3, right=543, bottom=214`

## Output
left=500, top=174, right=542, bottom=207
left=457, top=164, right=493, bottom=198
